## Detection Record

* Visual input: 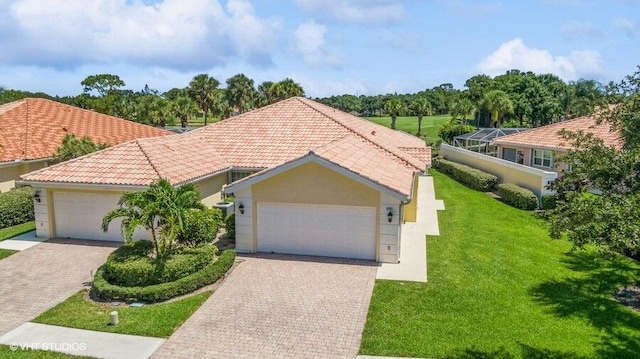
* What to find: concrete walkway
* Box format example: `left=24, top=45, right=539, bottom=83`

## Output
left=0, top=322, right=165, bottom=359
left=376, top=175, right=445, bottom=282
left=0, top=230, right=46, bottom=251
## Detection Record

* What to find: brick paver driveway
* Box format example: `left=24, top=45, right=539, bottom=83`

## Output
left=0, top=239, right=118, bottom=336
left=153, top=254, right=377, bottom=358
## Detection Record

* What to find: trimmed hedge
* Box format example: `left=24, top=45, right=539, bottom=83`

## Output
left=433, top=158, right=497, bottom=192
left=497, top=183, right=538, bottom=210
left=540, top=194, right=557, bottom=210
left=177, top=208, right=222, bottom=247
left=0, top=187, right=34, bottom=229
left=103, top=241, right=216, bottom=287
left=93, top=249, right=236, bottom=302
left=225, top=213, right=235, bottom=239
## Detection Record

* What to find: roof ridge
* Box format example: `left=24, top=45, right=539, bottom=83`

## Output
left=135, top=139, right=163, bottom=180
left=297, top=98, right=425, bottom=171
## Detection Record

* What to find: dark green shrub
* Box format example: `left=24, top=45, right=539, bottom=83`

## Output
left=540, top=194, right=557, bottom=210
left=225, top=213, right=235, bottom=239
left=0, top=186, right=34, bottom=229
left=433, top=158, right=497, bottom=192
left=93, top=249, right=236, bottom=302
left=103, top=241, right=216, bottom=287
left=438, top=122, right=475, bottom=144
left=497, top=183, right=538, bottom=210
left=177, top=208, right=222, bottom=247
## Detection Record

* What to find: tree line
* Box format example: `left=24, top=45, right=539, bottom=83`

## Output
left=0, top=73, right=304, bottom=128
left=316, top=70, right=610, bottom=129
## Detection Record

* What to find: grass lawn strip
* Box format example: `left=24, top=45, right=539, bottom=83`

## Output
left=360, top=170, right=640, bottom=358
left=0, top=221, right=35, bottom=241
left=0, top=345, right=91, bottom=358
left=0, top=248, right=18, bottom=260
left=33, top=290, right=211, bottom=338
left=365, top=115, right=451, bottom=143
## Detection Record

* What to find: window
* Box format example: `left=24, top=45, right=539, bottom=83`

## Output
left=532, top=149, right=553, bottom=168
left=230, top=171, right=253, bottom=183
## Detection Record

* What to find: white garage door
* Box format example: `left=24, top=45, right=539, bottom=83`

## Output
left=53, top=191, right=124, bottom=242
left=257, top=202, right=376, bottom=260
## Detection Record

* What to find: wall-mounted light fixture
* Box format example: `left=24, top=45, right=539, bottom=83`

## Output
left=386, top=207, right=393, bottom=223
left=238, top=202, right=245, bottom=214
left=33, top=190, right=42, bottom=203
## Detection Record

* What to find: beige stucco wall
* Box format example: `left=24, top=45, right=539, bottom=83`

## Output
left=403, top=176, right=419, bottom=223
left=195, top=173, right=228, bottom=207
left=441, top=144, right=557, bottom=198
left=0, top=160, right=48, bottom=192
left=498, top=145, right=569, bottom=175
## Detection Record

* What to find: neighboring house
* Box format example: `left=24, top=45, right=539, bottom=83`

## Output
left=493, top=115, right=623, bottom=174
left=453, top=128, right=527, bottom=156
left=0, top=98, right=171, bottom=192
left=19, top=97, right=431, bottom=263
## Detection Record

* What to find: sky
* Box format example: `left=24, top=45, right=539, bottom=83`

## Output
left=0, top=0, right=638, bottom=98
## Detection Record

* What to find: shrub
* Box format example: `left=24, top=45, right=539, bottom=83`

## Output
left=540, top=194, right=557, bottom=210
left=225, top=213, right=235, bottom=239
left=177, top=208, right=222, bottom=247
left=93, top=249, right=236, bottom=302
left=0, top=186, right=34, bottom=229
left=438, top=122, right=475, bottom=144
left=103, top=241, right=216, bottom=287
left=433, top=158, right=497, bottom=192
left=497, top=183, right=539, bottom=210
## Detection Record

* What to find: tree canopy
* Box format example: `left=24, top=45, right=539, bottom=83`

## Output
left=52, top=133, right=109, bottom=164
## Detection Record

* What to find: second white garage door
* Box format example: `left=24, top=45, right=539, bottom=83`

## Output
left=257, top=202, right=377, bottom=260
left=53, top=191, right=124, bottom=242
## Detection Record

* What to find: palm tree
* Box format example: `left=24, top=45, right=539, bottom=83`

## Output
left=188, top=74, right=220, bottom=125
left=411, top=97, right=433, bottom=137
left=384, top=97, right=407, bottom=130
left=171, top=95, right=199, bottom=128
left=483, top=90, right=514, bottom=127
left=279, top=78, right=304, bottom=98
left=451, top=98, right=475, bottom=124
left=225, top=73, right=256, bottom=114
left=102, top=179, right=205, bottom=259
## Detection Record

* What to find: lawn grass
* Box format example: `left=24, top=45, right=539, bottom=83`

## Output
left=365, top=114, right=451, bottom=143
left=33, top=290, right=212, bottom=338
left=0, top=221, right=35, bottom=241
left=0, top=249, right=17, bottom=260
left=0, top=345, right=90, bottom=358
left=360, top=170, right=640, bottom=359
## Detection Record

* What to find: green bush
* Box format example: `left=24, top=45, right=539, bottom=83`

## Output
left=433, top=158, right=497, bottom=192
left=497, top=183, right=539, bottom=210
left=225, top=213, right=235, bottom=239
left=540, top=194, right=557, bottom=210
left=438, top=122, right=475, bottom=144
left=103, top=241, right=216, bottom=287
left=177, top=208, right=222, bottom=247
left=0, top=186, right=34, bottom=229
left=93, top=249, right=235, bottom=302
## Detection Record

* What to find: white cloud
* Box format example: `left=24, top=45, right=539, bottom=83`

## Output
left=293, top=0, right=405, bottom=25
left=0, top=0, right=281, bottom=70
left=561, top=21, right=605, bottom=40
left=293, top=20, right=342, bottom=67
left=613, top=16, right=638, bottom=39
left=478, top=38, right=604, bottom=80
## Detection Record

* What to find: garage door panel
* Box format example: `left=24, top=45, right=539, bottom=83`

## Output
left=257, top=203, right=376, bottom=260
left=53, top=192, right=124, bottom=242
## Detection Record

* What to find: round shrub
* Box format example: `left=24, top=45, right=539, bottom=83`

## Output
left=0, top=186, right=34, bottom=229
left=541, top=194, right=557, bottom=210
left=497, top=183, right=539, bottom=210
left=176, top=208, right=222, bottom=247
left=103, top=241, right=216, bottom=287
left=93, top=249, right=236, bottom=302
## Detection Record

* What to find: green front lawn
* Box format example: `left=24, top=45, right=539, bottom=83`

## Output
left=365, top=115, right=451, bottom=143
left=360, top=170, right=640, bottom=358
left=0, top=249, right=17, bottom=260
left=0, top=345, right=90, bottom=358
left=33, top=290, right=211, bottom=338
left=0, top=221, right=35, bottom=241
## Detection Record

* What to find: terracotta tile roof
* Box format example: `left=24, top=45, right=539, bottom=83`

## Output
left=21, top=97, right=430, bottom=196
left=493, top=115, right=623, bottom=151
left=0, top=98, right=171, bottom=163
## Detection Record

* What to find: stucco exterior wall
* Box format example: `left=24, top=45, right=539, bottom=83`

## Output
left=196, top=173, right=228, bottom=207
left=0, top=160, right=48, bottom=192
left=403, top=176, right=419, bottom=223
left=440, top=144, right=557, bottom=198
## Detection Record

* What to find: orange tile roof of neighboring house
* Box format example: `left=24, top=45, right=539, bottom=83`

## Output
left=22, top=97, right=431, bottom=196
left=493, top=115, right=623, bottom=151
left=0, top=98, right=171, bottom=163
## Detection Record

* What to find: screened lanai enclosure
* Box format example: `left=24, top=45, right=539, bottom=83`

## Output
left=453, top=128, right=528, bottom=156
